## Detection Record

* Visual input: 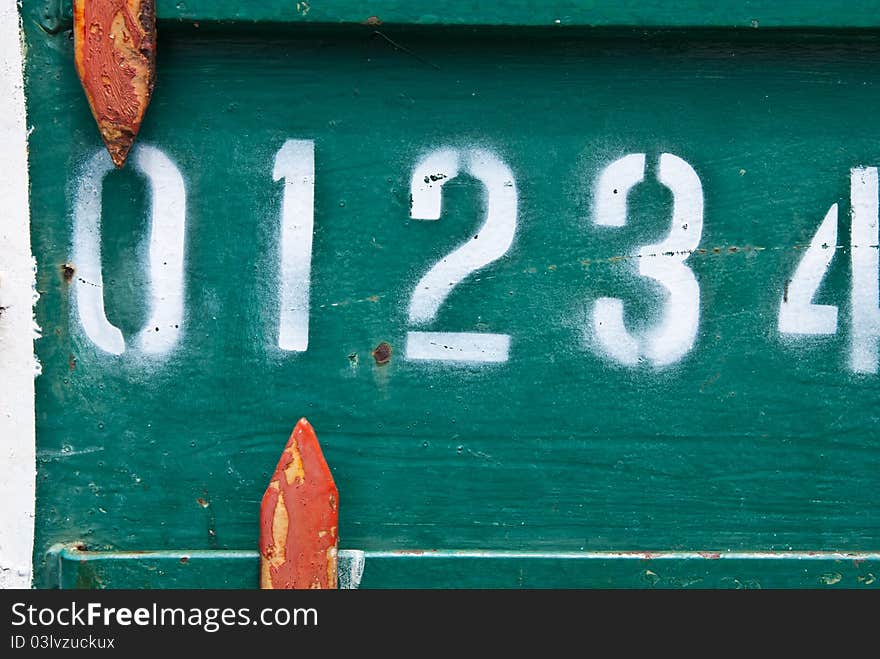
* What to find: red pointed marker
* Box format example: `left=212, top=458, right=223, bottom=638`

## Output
left=73, top=0, right=156, bottom=168
left=260, top=419, right=339, bottom=589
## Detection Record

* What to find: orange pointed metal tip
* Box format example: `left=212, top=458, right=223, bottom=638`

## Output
left=73, top=0, right=156, bottom=168
left=260, top=419, right=339, bottom=589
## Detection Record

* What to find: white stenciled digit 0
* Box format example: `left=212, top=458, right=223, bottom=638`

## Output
left=72, top=145, right=187, bottom=356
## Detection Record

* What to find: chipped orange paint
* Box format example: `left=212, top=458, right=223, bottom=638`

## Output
left=260, top=419, right=339, bottom=589
left=73, top=0, right=156, bottom=168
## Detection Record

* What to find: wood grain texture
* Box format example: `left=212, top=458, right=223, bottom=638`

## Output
left=73, top=0, right=155, bottom=167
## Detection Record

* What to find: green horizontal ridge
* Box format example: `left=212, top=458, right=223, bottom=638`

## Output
left=47, top=546, right=880, bottom=589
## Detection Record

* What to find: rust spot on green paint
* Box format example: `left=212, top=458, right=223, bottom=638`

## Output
left=372, top=342, right=392, bottom=365
left=62, top=263, right=76, bottom=282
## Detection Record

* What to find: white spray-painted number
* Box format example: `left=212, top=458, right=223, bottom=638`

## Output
left=405, top=148, right=517, bottom=363
left=274, top=139, right=315, bottom=352
left=778, top=167, right=880, bottom=374
left=778, top=204, right=839, bottom=336
left=67, top=141, right=880, bottom=377
left=592, top=153, right=704, bottom=366
left=72, top=145, right=187, bottom=355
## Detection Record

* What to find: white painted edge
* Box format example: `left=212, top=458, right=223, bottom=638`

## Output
left=0, top=0, right=37, bottom=589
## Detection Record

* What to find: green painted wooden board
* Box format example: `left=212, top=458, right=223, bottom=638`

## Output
left=21, top=1, right=880, bottom=587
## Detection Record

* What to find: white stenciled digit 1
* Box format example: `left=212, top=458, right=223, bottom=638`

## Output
left=406, top=148, right=517, bottom=363
left=273, top=139, right=315, bottom=352
left=592, top=153, right=704, bottom=366
left=72, top=145, right=186, bottom=355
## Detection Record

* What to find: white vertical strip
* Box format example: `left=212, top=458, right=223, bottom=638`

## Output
left=72, top=150, right=124, bottom=354
left=850, top=167, right=880, bottom=374
left=274, top=139, right=315, bottom=352
left=134, top=145, right=187, bottom=355
left=0, top=0, right=36, bottom=589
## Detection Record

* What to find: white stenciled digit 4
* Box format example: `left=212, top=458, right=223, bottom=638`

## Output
left=592, top=153, right=704, bottom=367
left=778, top=166, right=880, bottom=374
left=72, top=145, right=187, bottom=356
left=777, top=204, right=839, bottom=336
left=405, top=148, right=518, bottom=364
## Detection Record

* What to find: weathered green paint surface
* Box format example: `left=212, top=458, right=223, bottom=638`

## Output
left=38, top=0, right=880, bottom=29
left=22, top=1, right=880, bottom=587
